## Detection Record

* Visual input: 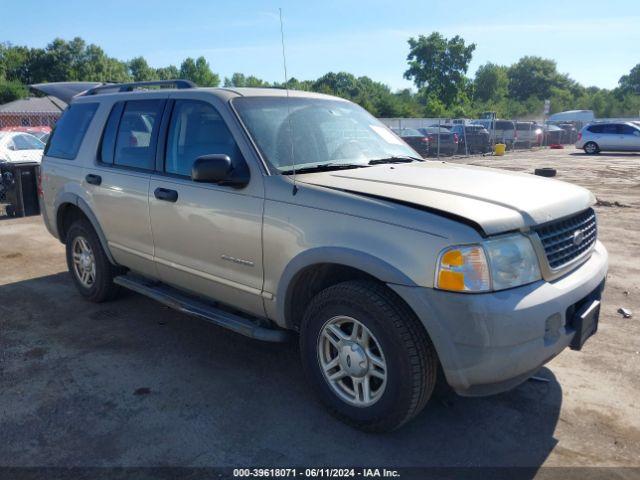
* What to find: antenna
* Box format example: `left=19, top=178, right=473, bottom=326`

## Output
left=279, top=7, right=297, bottom=194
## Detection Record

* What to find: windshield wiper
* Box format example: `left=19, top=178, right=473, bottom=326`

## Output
left=280, top=163, right=367, bottom=175
left=368, top=155, right=423, bottom=165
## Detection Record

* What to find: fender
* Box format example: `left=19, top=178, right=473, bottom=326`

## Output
left=276, top=246, right=417, bottom=328
left=55, top=192, right=117, bottom=265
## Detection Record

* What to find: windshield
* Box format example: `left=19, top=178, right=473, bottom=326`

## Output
left=233, top=96, right=418, bottom=173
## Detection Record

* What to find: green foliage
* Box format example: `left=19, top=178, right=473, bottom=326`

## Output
left=129, top=56, right=154, bottom=82
left=474, top=63, right=508, bottom=102
left=618, top=63, right=640, bottom=95
left=404, top=32, right=476, bottom=108
left=507, top=56, right=572, bottom=101
left=0, top=79, right=27, bottom=103
left=224, top=73, right=270, bottom=87
left=179, top=57, right=219, bottom=87
left=1, top=35, right=639, bottom=120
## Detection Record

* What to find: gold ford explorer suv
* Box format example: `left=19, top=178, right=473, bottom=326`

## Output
left=35, top=80, right=607, bottom=432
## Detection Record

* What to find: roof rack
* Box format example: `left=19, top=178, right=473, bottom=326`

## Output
left=82, top=79, right=197, bottom=96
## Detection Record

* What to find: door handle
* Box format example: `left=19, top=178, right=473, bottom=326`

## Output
left=154, top=187, right=178, bottom=203
left=85, top=174, right=102, bottom=186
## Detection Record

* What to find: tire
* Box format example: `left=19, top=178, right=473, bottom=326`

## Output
left=65, top=219, right=123, bottom=302
left=300, top=280, right=438, bottom=432
left=584, top=142, right=599, bottom=155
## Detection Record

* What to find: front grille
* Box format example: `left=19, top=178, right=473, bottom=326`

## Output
left=534, top=208, right=597, bottom=269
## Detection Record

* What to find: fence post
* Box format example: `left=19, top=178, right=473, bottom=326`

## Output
left=463, top=121, right=469, bottom=157
left=437, top=118, right=441, bottom=159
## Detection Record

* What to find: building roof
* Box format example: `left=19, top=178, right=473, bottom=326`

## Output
left=0, top=96, right=67, bottom=113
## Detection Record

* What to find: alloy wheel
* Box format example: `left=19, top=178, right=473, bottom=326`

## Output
left=317, top=316, right=387, bottom=407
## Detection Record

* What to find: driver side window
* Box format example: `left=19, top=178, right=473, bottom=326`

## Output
left=165, top=100, right=241, bottom=177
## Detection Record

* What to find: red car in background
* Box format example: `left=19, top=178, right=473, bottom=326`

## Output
left=0, top=126, right=51, bottom=143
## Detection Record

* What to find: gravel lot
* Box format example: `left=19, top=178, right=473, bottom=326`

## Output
left=0, top=147, right=639, bottom=471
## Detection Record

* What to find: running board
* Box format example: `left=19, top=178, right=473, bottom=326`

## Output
left=114, top=275, right=290, bottom=342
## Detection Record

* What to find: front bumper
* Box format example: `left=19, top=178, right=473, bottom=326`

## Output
left=391, top=241, right=608, bottom=396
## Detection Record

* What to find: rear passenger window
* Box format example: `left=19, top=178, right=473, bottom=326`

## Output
left=165, top=100, right=241, bottom=177
left=113, top=100, right=164, bottom=170
left=45, top=103, right=98, bottom=159
left=602, top=124, right=618, bottom=134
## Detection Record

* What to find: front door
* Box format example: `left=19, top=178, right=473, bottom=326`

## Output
left=148, top=99, right=265, bottom=317
left=619, top=124, right=640, bottom=151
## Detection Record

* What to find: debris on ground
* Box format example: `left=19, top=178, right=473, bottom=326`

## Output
left=618, top=308, right=633, bottom=318
left=534, top=167, right=557, bottom=177
left=596, top=198, right=630, bottom=208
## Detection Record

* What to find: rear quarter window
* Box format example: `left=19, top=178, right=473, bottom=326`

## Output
left=587, top=125, right=603, bottom=133
left=45, top=103, right=99, bottom=160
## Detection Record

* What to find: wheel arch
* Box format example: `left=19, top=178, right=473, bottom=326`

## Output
left=55, top=194, right=116, bottom=265
left=277, top=247, right=417, bottom=330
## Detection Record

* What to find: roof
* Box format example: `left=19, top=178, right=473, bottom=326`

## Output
left=0, top=96, right=67, bottom=113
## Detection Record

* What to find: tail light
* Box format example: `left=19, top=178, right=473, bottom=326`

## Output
left=577, top=132, right=582, bottom=141
left=453, top=133, right=459, bottom=143
left=420, top=137, right=430, bottom=143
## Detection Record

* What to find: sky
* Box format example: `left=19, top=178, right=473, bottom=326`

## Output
left=2, top=0, right=639, bottom=91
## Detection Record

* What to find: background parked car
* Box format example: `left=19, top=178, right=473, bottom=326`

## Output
left=576, top=122, right=640, bottom=154
left=556, top=123, right=579, bottom=144
left=450, top=124, right=491, bottom=153
left=474, top=119, right=517, bottom=148
left=542, top=124, right=566, bottom=145
left=515, top=122, right=542, bottom=147
left=417, top=127, right=457, bottom=156
left=391, top=127, right=431, bottom=157
left=0, top=131, right=45, bottom=163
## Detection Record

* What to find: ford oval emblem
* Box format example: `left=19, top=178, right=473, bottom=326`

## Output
left=572, top=230, right=585, bottom=246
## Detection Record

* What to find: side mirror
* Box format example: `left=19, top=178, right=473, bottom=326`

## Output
left=7, top=144, right=15, bottom=151
left=191, top=154, right=249, bottom=188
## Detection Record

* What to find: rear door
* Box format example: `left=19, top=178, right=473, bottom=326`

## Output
left=148, top=97, right=266, bottom=317
left=86, top=96, right=167, bottom=277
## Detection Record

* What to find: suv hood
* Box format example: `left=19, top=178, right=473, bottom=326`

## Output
left=298, top=162, right=594, bottom=235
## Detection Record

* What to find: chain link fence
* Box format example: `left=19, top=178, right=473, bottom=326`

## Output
left=0, top=112, right=59, bottom=216
left=377, top=117, right=585, bottom=159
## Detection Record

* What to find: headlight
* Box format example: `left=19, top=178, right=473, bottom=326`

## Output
left=436, top=234, right=541, bottom=292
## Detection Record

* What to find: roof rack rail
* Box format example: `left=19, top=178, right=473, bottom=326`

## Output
left=83, top=79, right=197, bottom=96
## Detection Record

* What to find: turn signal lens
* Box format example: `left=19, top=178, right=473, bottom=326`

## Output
left=436, top=246, right=490, bottom=292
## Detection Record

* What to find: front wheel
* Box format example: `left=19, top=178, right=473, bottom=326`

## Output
left=65, top=219, right=123, bottom=302
left=584, top=141, right=599, bottom=154
left=300, top=280, right=438, bottom=432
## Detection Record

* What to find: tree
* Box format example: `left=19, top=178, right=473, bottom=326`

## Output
left=507, top=56, right=570, bottom=101
left=179, top=56, right=219, bottom=87
left=474, top=62, right=509, bottom=102
left=128, top=56, right=154, bottom=82
left=0, top=79, right=27, bottom=103
left=224, top=72, right=270, bottom=87
left=618, top=63, right=640, bottom=94
left=404, top=32, right=475, bottom=107
left=155, top=65, right=179, bottom=80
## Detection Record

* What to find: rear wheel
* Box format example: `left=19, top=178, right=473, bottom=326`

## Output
left=300, top=280, right=438, bottom=432
left=65, top=219, right=123, bottom=302
left=584, top=141, right=599, bottom=154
